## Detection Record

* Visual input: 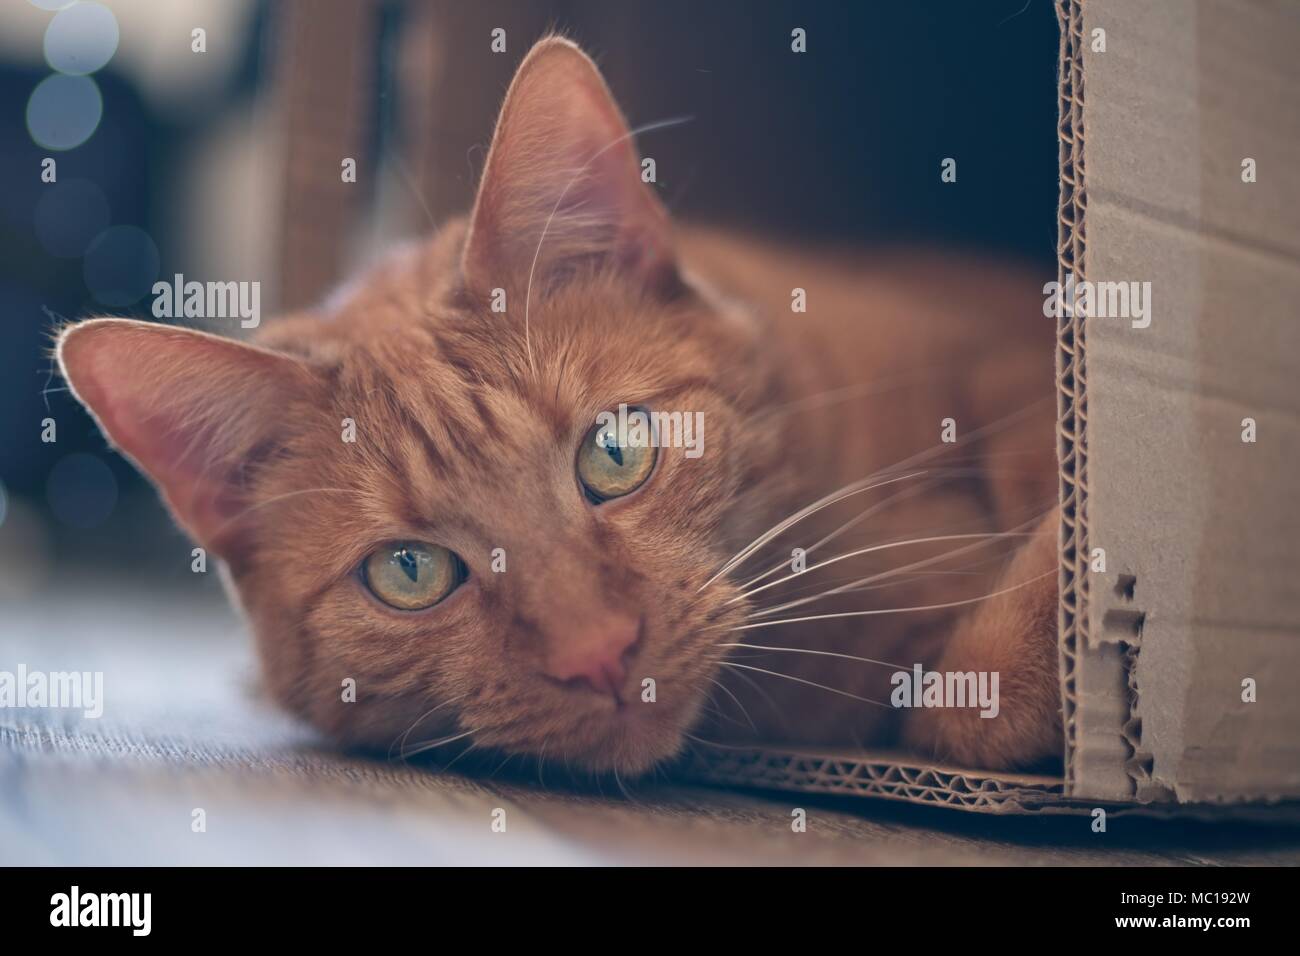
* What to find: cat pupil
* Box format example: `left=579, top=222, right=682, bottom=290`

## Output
left=606, top=442, right=624, bottom=467
left=397, top=549, right=419, bottom=583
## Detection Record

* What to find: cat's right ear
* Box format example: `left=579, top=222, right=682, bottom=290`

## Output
left=57, top=318, right=324, bottom=560
left=461, top=37, right=680, bottom=299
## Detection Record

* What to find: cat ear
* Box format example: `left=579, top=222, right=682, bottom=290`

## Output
left=57, top=319, right=323, bottom=559
left=462, top=37, right=679, bottom=296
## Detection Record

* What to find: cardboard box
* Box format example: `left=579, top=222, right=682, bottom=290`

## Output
left=685, top=0, right=1300, bottom=814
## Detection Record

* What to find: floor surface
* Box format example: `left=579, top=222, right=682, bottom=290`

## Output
left=3, top=578, right=1297, bottom=865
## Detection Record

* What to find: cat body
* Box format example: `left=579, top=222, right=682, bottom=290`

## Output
left=59, top=38, right=1062, bottom=777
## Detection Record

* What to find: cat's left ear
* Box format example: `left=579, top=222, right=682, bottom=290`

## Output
left=57, top=318, right=325, bottom=561
left=462, top=37, right=680, bottom=297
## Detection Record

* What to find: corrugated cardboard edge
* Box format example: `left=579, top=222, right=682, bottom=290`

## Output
left=680, top=745, right=1070, bottom=814
left=679, top=744, right=1300, bottom=819
left=1055, top=0, right=1142, bottom=803
left=1055, top=0, right=1089, bottom=797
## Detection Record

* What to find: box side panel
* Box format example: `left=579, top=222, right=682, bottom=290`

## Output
left=1079, top=0, right=1300, bottom=802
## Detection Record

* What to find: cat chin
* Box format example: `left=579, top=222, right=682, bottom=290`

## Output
left=505, top=698, right=697, bottom=778
left=545, top=728, right=685, bottom=777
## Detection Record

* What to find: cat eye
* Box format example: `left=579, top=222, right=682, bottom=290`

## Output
left=577, top=408, right=658, bottom=503
left=362, top=541, right=466, bottom=611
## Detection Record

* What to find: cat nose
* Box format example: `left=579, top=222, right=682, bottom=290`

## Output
left=543, top=615, right=641, bottom=699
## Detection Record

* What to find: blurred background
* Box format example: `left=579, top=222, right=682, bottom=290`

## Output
left=0, top=0, right=1058, bottom=604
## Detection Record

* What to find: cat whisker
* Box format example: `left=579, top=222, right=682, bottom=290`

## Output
left=746, top=514, right=1052, bottom=618
left=734, top=462, right=1046, bottom=594
left=400, top=727, right=476, bottom=760
left=710, top=397, right=1054, bottom=594
left=727, top=568, right=1057, bottom=631
left=743, top=528, right=1013, bottom=600
left=440, top=740, right=481, bottom=775
left=612, top=767, right=636, bottom=802
left=682, top=731, right=766, bottom=752
left=713, top=662, right=789, bottom=731
left=716, top=642, right=907, bottom=670
left=717, top=661, right=890, bottom=708
left=730, top=530, right=1034, bottom=607
left=536, top=737, right=551, bottom=788
left=830, top=567, right=999, bottom=596
left=697, top=470, right=926, bottom=593
left=735, top=479, right=941, bottom=593
left=696, top=699, right=730, bottom=726
left=489, top=752, right=517, bottom=779
left=703, top=675, right=758, bottom=731
left=390, top=693, right=467, bottom=760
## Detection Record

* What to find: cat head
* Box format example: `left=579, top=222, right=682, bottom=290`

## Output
left=58, top=38, right=793, bottom=775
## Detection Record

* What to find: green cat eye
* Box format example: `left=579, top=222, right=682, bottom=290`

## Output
left=363, top=541, right=466, bottom=610
left=577, top=409, right=658, bottom=503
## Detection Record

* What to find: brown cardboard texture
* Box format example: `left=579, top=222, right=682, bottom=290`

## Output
left=685, top=0, right=1300, bottom=814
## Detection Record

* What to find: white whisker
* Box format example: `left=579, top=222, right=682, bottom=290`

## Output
left=747, top=513, right=1051, bottom=618
left=728, top=568, right=1056, bottom=631
left=698, top=470, right=926, bottom=593
left=709, top=397, right=1053, bottom=594
left=714, top=663, right=788, bottom=729
left=718, top=661, right=889, bottom=708
left=736, top=463, right=1047, bottom=594
left=731, top=531, right=1033, bottom=607
left=440, top=740, right=481, bottom=774
left=391, top=693, right=467, bottom=759
left=401, top=727, right=476, bottom=759
left=703, top=675, right=757, bottom=731
left=716, top=642, right=907, bottom=670
left=735, top=480, right=938, bottom=593
left=683, top=731, right=768, bottom=752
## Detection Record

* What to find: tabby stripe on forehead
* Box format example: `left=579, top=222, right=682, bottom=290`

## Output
left=467, top=389, right=499, bottom=437
left=440, top=407, right=493, bottom=466
left=430, top=330, right=484, bottom=390
left=390, top=400, right=452, bottom=480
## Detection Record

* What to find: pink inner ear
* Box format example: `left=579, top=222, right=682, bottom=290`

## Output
left=462, top=39, right=677, bottom=290
left=72, top=359, right=255, bottom=553
left=120, top=405, right=251, bottom=549
left=58, top=319, right=313, bottom=557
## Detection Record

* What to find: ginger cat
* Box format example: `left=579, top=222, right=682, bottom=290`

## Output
left=58, top=38, right=1061, bottom=777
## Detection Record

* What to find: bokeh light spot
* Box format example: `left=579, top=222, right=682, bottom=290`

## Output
left=26, top=73, right=102, bottom=150
left=35, top=178, right=111, bottom=258
left=44, top=2, right=119, bottom=75
left=83, top=225, right=161, bottom=307
left=46, top=452, right=118, bottom=530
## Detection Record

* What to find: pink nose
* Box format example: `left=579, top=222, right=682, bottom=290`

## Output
left=544, top=615, right=640, bottom=698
